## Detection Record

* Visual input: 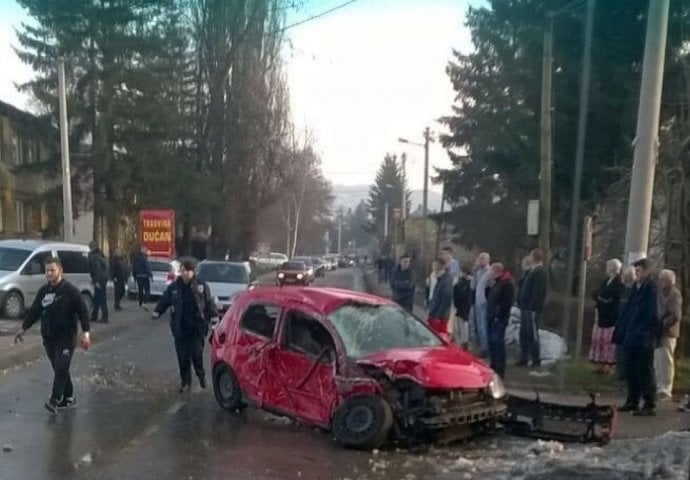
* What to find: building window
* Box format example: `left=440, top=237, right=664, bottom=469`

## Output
left=12, top=134, right=19, bottom=165
left=25, top=205, right=34, bottom=232
left=14, top=201, right=24, bottom=232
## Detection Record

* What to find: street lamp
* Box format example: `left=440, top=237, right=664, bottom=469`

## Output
left=399, top=127, right=432, bottom=277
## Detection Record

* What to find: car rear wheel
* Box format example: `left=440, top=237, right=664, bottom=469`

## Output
left=213, top=363, right=244, bottom=411
left=2, top=291, right=24, bottom=319
left=332, top=395, right=393, bottom=449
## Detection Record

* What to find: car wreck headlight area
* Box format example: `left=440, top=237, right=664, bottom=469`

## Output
left=487, top=373, right=506, bottom=400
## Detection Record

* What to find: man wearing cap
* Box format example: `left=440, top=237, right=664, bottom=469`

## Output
left=153, top=257, right=219, bottom=393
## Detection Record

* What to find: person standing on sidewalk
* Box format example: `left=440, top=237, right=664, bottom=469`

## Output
left=517, top=248, right=547, bottom=367
left=618, top=258, right=660, bottom=416
left=453, top=265, right=473, bottom=348
left=588, top=259, right=624, bottom=374
left=471, top=252, right=491, bottom=356
left=441, top=246, right=460, bottom=280
left=110, top=248, right=128, bottom=311
left=612, top=266, right=637, bottom=381
left=427, top=258, right=453, bottom=341
left=132, top=246, right=153, bottom=308
left=390, top=254, right=416, bottom=312
left=152, top=258, right=218, bottom=393
left=486, top=263, right=515, bottom=378
left=88, top=241, right=109, bottom=323
left=654, top=269, right=682, bottom=401
left=13, top=256, right=90, bottom=413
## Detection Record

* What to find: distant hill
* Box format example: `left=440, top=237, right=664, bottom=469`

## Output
left=332, top=184, right=443, bottom=213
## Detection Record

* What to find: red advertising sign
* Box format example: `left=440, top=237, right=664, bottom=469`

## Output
left=139, top=210, right=175, bottom=258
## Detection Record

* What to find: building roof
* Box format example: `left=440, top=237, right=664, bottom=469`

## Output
left=0, top=100, right=56, bottom=138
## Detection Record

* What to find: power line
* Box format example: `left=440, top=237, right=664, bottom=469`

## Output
left=278, top=0, right=360, bottom=33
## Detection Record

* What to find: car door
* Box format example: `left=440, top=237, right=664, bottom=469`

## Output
left=19, top=250, right=52, bottom=306
left=267, top=309, right=338, bottom=427
left=232, top=303, right=281, bottom=405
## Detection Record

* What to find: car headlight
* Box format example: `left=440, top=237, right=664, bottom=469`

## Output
left=278, top=272, right=285, bottom=279
left=488, top=373, right=506, bottom=400
left=297, top=273, right=303, bottom=279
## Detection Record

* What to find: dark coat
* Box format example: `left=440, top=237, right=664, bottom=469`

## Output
left=487, top=272, right=515, bottom=321
left=155, top=277, right=218, bottom=339
left=518, top=265, right=547, bottom=312
left=612, top=286, right=634, bottom=346
left=453, top=276, right=473, bottom=320
left=390, top=267, right=416, bottom=306
left=22, top=280, right=90, bottom=342
left=88, top=249, right=109, bottom=284
left=110, top=255, right=129, bottom=282
left=594, top=275, right=625, bottom=328
left=621, top=278, right=660, bottom=349
left=132, top=252, right=153, bottom=279
left=428, top=272, right=453, bottom=319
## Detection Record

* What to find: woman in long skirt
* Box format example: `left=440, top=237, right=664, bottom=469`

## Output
left=589, top=259, right=625, bottom=374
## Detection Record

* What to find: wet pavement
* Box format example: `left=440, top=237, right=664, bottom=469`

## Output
left=0, top=268, right=689, bottom=479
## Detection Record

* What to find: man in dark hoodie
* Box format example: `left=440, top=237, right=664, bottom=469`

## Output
left=390, top=254, right=416, bottom=312
left=131, top=246, right=153, bottom=307
left=110, top=248, right=128, bottom=311
left=88, top=241, right=109, bottom=323
left=517, top=248, right=547, bottom=367
left=486, top=263, right=515, bottom=378
left=427, top=257, right=453, bottom=340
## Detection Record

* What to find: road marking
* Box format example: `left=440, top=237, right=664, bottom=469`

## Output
left=165, top=401, right=186, bottom=414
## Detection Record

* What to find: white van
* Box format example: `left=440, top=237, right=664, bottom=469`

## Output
left=0, top=240, right=94, bottom=319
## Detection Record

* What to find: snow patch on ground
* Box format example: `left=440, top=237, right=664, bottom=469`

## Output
left=506, top=307, right=567, bottom=365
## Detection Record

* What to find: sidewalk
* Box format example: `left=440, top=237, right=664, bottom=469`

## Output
left=0, top=303, right=149, bottom=372
left=362, top=269, right=690, bottom=439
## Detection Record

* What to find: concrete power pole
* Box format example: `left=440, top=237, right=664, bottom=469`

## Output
left=538, top=16, right=554, bottom=260
left=624, top=0, right=670, bottom=264
left=58, top=57, right=74, bottom=242
left=421, top=127, right=430, bottom=277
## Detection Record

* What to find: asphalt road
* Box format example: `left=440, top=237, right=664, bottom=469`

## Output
left=0, top=268, right=688, bottom=480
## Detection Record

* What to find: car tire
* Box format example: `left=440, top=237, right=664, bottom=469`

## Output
left=2, top=291, right=24, bottom=319
left=332, top=395, right=393, bottom=450
left=213, top=363, right=244, bottom=412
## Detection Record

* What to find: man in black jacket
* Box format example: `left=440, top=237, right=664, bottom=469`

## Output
left=618, top=258, right=660, bottom=416
left=110, top=248, right=128, bottom=311
left=390, top=254, right=416, bottom=312
left=517, top=248, right=547, bottom=367
left=486, top=263, right=515, bottom=378
left=88, top=241, right=109, bottom=323
left=153, top=257, right=219, bottom=393
left=131, top=246, right=153, bottom=307
left=14, top=257, right=90, bottom=413
left=453, top=265, right=473, bottom=348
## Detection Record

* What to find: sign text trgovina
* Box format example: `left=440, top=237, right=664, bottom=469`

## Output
left=139, top=210, right=175, bottom=258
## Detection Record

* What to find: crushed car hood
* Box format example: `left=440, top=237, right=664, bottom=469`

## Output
left=357, top=346, right=494, bottom=389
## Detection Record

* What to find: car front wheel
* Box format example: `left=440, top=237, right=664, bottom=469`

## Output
left=213, top=363, right=244, bottom=411
left=2, top=291, right=24, bottom=319
left=332, top=395, right=393, bottom=450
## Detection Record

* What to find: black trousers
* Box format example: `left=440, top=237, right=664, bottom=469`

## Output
left=136, top=276, right=150, bottom=306
left=488, top=318, right=509, bottom=377
left=114, top=279, right=125, bottom=307
left=91, top=281, right=109, bottom=321
left=519, top=310, right=541, bottom=364
left=624, top=345, right=656, bottom=408
left=174, top=334, right=205, bottom=387
left=44, top=338, right=75, bottom=402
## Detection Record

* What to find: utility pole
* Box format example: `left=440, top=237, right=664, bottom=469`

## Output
left=337, top=214, right=342, bottom=254
left=58, top=57, right=74, bottom=242
left=539, top=16, right=553, bottom=261
left=422, top=127, right=430, bottom=277
left=384, top=201, right=389, bottom=241
left=624, top=0, right=670, bottom=264
left=401, top=153, right=407, bottom=221
left=561, top=0, right=595, bottom=364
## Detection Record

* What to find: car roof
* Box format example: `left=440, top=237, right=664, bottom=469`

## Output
left=241, top=287, right=393, bottom=314
left=198, top=260, right=246, bottom=267
left=0, top=239, right=89, bottom=251
left=148, top=256, right=177, bottom=263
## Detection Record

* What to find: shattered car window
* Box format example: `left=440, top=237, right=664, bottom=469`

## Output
left=328, top=304, right=442, bottom=358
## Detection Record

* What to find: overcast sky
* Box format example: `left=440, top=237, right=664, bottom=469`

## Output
left=0, top=0, right=476, bottom=192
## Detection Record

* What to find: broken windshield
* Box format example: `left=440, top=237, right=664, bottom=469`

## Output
left=328, top=304, right=442, bottom=358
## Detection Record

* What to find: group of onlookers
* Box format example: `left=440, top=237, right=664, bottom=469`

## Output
left=591, top=258, right=685, bottom=415
left=389, top=247, right=687, bottom=414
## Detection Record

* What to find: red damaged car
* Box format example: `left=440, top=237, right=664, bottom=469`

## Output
left=210, top=287, right=507, bottom=448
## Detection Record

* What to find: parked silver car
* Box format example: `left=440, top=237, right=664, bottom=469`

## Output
left=126, top=257, right=180, bottom=300
left=196, top=260, right=256, bottom=313
left=0, top=240, right=95, bottom=319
